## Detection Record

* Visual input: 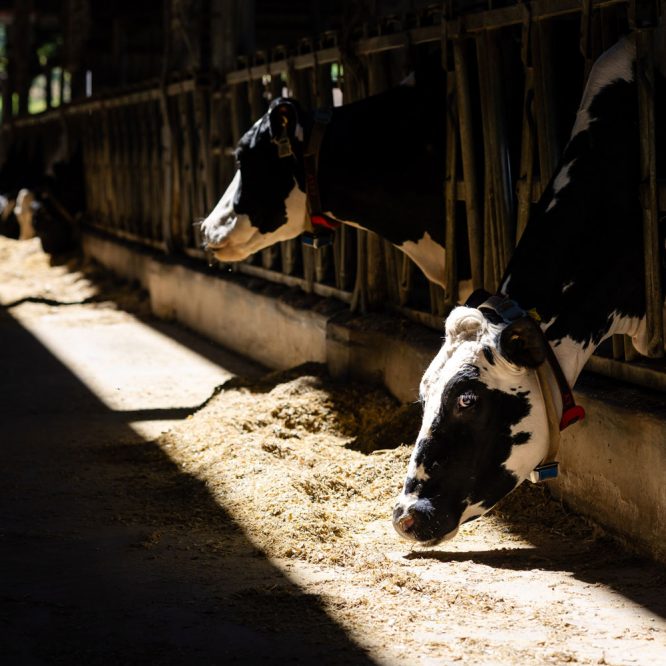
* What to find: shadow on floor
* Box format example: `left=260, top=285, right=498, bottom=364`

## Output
left=405, top=481, right=666, bottom=621
left=0, top=306, right=375, bottom=665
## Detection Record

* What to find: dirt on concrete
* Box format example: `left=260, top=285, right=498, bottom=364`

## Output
left=2, top=236, right=666, bottom=665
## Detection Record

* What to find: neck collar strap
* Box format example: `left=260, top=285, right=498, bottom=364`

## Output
left=302, top=108, right=340, bottom=245
left=476, top=294, right=585, bottom=483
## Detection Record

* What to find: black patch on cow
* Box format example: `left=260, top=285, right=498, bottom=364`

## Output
left=512, top=431, right=530, bottom=445
left=406, top=374, right=532, bottom=542
left=500, top=76, right=647, bottom=348
left=318, top=83, right=447, bottom=249
left=482, top=346, right=495, bottom=366
left=233, top=109, right=306, bottom=233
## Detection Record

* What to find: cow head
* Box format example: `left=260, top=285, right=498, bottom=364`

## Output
left=393, top=304, right=551, bottom=545
left=200, top=98, right=309, bottom=262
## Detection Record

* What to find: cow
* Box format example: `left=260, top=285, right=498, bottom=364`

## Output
left=32, top=194, right=77, bottom=255
left=392, top=36, right=658, bottom=545
left=14, top=189, right=37, bottom=240
left=199, top=67, right=471, bottom=289
left=0, top=194, right=19, bottom=239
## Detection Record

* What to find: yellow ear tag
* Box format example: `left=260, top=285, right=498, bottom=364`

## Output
left=527, top=308, right=541, bottom=322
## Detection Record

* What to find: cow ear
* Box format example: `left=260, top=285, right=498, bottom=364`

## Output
left=499, top=317, right=546, bottom=368
left=268, top=99, right=301, bottom=141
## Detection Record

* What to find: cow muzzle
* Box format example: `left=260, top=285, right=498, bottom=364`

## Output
left=392, top=498, right=459, bottom=545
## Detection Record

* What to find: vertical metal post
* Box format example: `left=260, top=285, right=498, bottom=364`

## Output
left=444, top=49, right=459, bottom=305
left=580, top=0, right=595, bottom=83
left=531, top=21, right=560, bottom=195
left=516, top=8, right=536, bottom=242
left=359, top=52, right=388, bottom=310
left=634, top=24, right=664, bottom=357
left=477, top=30, right=514, bottom=291
left=453, top=39, right=483, bottom=290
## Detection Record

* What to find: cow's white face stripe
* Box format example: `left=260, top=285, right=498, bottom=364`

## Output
left=202, top=176, right=308, bottom=262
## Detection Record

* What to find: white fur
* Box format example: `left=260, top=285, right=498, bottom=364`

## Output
left=15, top=189, right=36, bottom=240
left=546, top=160, right=575, bottom=213
left=459, top=499, right=486, bottom=524
left=571, top=37, right=635, bottom=140
left=398, top=232, right=446, bottom=288
left=332, top=219, right=448, bottom=290
left=202, top=174, right=308, bottom=262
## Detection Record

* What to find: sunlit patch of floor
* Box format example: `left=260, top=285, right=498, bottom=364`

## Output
left=11, top=303, right=240, bottom=438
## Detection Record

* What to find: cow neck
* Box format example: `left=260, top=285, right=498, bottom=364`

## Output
left=497, top=65, right=645, bottom=389
left=477, top=294, right=586, bottom=483
left=310, top=84, right=448, bottom=250
left=303, top=107, right=339, bottom=232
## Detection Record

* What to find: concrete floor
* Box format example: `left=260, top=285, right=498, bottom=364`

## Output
left=0, top=291, right=374, bottom=663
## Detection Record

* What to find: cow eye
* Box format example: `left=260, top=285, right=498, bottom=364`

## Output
left=457, top=391, right=477, bottom=409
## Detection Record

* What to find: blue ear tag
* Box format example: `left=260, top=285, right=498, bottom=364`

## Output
left=302, top=230, right=334, bottom=249
left=529, top=461, right=559, bottom=483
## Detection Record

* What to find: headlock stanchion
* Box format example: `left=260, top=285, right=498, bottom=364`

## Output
left=301, top=107, right=339, bottom=249
left=474, top=293, right=586, bottom=483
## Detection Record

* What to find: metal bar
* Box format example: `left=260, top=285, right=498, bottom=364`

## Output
left=477, top=31, right=515, bottom=290
left=85, top=222, right=167, bottom=252
left=451, top=0, right=625, bottom=34
left=532, top=21, right=560, bottom=196
left=363, top=51, right=389, bottom=309
left=580, top=0, right=595, bottom=81
left=158, top=90, right=175, bottom=251
left=453, top=39, right=483, bottom=291
left=516, top=10, right=536, bottom=241
left=586, top=354, right=666, bottom=391
left=148, top=101, right=164, bottom=242
left=444, top=67, right=459, bottom=305
left=192, top=85, right=213, bottom=220
left=635, top=28, right=664, bottom=357
left=517, top=65, right=536, bottom=241
left=234, top=262, right=353, bottom=303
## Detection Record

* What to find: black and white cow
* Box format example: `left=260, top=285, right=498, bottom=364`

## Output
left=393, top=36, right=659, bottom=545
left=0, top=194, right=19, bottom=239
left=200, top=68, right=469, bottom=288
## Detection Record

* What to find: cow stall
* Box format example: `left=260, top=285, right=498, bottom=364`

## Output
left=2, top=0, right=666, bottom=564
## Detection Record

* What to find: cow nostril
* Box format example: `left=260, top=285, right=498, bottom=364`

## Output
left=398, top=514, right=415, bottom=533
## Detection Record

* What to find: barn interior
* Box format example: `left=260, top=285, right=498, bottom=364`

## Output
left=2, top=1, right=666, bottom=663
